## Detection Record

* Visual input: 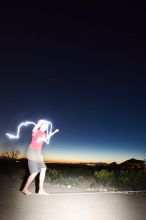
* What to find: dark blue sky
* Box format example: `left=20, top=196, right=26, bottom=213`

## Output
left=0, top=2, right=146, bottom=163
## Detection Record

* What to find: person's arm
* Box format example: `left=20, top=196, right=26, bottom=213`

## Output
left=47, top=129, right=59, bottom=139
left=45, top=129, right=59, bottom=144
left=37, top=129, right=59, bottom=143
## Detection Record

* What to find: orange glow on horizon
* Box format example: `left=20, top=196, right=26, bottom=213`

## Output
left=0, top=146, right=142, bottom=165
left=0, top=152, right=124, bottom=164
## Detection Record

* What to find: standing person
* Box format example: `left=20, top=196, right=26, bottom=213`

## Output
left=22, top=120, right=59, bottom=195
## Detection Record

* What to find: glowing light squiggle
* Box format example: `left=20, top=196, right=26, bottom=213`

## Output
left=6, top=120, right=59, bottom=144
left=6, top=121, right=36, bottom=139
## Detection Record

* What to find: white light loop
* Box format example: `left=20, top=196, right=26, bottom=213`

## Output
left=6, top=121, right=36, bottom=139
left=5, top=120, right=59, bottom=145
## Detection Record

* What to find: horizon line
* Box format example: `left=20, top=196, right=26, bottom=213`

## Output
left=0, top=156, right=143, bottom=165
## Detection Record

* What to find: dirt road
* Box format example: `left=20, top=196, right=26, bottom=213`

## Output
left=0, top=185, right=146, bottom=220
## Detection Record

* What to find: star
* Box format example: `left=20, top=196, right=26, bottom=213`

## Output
left=39, top=73, right=54, bottom=81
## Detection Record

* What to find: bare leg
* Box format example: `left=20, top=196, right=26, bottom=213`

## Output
left=38, top=168, right=48, bottom=195
left=22, top=172, right=38, bottom=195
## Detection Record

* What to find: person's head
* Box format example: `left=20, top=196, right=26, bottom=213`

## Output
left=37, top=119, right=49, bottom=132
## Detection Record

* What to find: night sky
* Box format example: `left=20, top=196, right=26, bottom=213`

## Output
left=0, top=2, right=146, bottom=163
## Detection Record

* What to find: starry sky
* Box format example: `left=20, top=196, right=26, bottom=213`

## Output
left=0, top=2, right=146, bottom=163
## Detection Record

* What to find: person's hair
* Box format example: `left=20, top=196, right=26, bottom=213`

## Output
left=37, top=119, right=49, bottom=127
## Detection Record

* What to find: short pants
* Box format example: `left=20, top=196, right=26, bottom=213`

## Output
left=27, top=148, right=46, bottom=174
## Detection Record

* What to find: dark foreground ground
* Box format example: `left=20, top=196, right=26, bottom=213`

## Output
left=0, top=183, right=146, bottom=220
left=0, top=159, right=146, bottom=219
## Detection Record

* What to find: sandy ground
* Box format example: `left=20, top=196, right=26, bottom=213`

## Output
left=0, top=182, right=146, bottom=220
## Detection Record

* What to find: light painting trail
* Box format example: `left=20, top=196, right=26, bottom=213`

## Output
left=6, top=119, right=59, bottom=144
left=6, top=119, right=59, bottom=195
left=6, top=121, right=36, bottom=139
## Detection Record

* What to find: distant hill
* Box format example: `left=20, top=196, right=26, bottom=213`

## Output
left=85, top=158, right=144, bottom=169
left=0, top=157, right=144, bottom=170
left=119, top=158, right=144, bottom=169
left=108, top=162, right=118, bottom=169
left=120, top=158, right=143, bottom=165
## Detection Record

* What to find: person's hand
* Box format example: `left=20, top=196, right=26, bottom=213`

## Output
left=55, top=129, right=59, bottom=133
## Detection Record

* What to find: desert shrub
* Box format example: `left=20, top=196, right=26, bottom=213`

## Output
left=63, top=167, right=92, bottom=177
left=94, top=169, right=114, bottom=186
left=118, top=170, right=134, bottom=187
left=94, top=169, right=146, bottom=190
left=118, top=170, right=146, bottom=190
left=134, top=170, right=146, bottom=189
left=2, top=151, right=20, bottom=159
left=47, top=169, right=64, bottom=182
